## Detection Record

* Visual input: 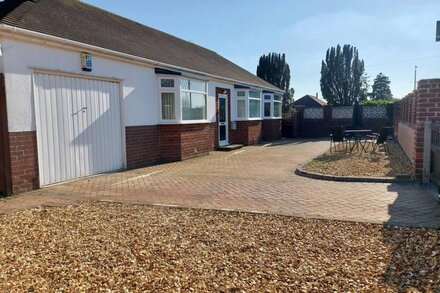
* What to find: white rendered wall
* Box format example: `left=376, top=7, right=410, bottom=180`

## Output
left=1, top=37, right=263, bottom=132
left=1, top=38, right=159, bottom=131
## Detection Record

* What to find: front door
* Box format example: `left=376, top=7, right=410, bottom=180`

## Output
left=218, top=94, right=228, bottom=146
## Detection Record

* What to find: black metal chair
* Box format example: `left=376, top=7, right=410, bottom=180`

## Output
left=368, top=127, right=390, bottom=154
left=329, top=126, right=348, bottom=153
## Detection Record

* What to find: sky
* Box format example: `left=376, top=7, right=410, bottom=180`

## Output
left=83, top=0, right=440, bottom=100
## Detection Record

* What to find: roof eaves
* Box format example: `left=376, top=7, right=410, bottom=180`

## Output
left=0, top=23, right=282, bottom=92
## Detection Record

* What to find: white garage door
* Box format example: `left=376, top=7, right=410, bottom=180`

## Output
left=33, top=72, right=124, bottom=186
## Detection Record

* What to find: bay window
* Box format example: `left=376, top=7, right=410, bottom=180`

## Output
left=159, top=77, right=208, bottom=122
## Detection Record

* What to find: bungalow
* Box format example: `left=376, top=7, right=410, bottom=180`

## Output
left=0, top=0, right=284, bottom=194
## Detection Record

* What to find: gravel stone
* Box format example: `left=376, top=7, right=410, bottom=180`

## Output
left=0, top=202, right=438, bottom=292
left=304, top=141, right=413, bottom=178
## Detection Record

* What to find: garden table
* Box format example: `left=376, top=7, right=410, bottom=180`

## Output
left=344, top=129, right=372, bottom=153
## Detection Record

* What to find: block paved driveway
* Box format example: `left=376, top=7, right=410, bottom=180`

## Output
left=1, top=139, right=440, bottom=228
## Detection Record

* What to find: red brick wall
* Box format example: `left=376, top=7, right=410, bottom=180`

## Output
left=396, top=78, right=440, bottom=181
left=414, top=79, right=440, bottom=180
left=159, top=123, right=216, bottom=162
left=180, top=123, right=216, bottom=160
left=158, top=125, right=182, bottom=162
left=230, top=120, right=262, bottom=145
left=8, top=131, right=39, bottom=193
left=262, top=119, right=282, bottom=141
left=125, top=126, right=160, bottom=168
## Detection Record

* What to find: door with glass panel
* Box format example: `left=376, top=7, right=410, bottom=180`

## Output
left=218, top=94, right=228, bottom=146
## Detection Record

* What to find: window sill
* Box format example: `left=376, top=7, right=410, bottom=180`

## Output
left=233, top=118, right=263, bottom=122
left=180, top=120, right=212, bottom=124
left=263, top=116, right=282, bottom=120
left=159, top=119, right=212, bottom=125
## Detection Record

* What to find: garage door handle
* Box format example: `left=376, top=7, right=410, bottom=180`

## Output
left=72, top=107, right=88, bottom=116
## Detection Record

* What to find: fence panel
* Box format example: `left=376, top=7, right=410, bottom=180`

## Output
left=303, top=108, right=323, bottom=119
left=332, top=106, right=352, bottom=119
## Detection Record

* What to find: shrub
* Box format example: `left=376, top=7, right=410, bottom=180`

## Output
left=360, top=99, right=394, bottom=106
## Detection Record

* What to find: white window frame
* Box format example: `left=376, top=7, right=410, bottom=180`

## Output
left=235, top=90, right=247, bottom=120
left=158, top=76, right=179, bottom=123
left=160, top=92, right=177, bottom=120
left=262, top=93, right=283, bottom=119
left=273, top=94, right=282, bottom=118
left=263, top=94, right=273, bottom=118
left=248, top=90, right=262, bottom=120
left=180, top=78, right=209, bottom=123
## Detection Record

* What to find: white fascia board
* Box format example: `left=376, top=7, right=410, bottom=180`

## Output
left=0, top=24, right=282, bottom=93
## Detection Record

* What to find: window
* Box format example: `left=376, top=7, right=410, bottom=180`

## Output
left=264, top=95, right=272, bottom=100
left=264, top=102, right=271, bottom=117
left=237, top=91, right=246, bottom=97
left=274, top=95, right=282, bottom=101
left=274, top=100, right=282, bottom=117
left=161, top=92, right=175, bottom=119
left=160, top=78, right=175, bottom=88
left=249, top=91, right=260, bottom=99
left=181, top=79, right=207, bottom=120
left=249, top=90, right=261, bottom=118
left=237, top=100, right=246, bottom=118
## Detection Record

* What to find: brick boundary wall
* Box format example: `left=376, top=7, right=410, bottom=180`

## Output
left=8, top=131, right=39, bottom=193
left=125, top=126, right=160, bottom=169
left=395, top=78, right=440, bottom=181
left=262, top=119, right=282, bottom=141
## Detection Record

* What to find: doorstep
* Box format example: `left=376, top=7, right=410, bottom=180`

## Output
left=217, top=144, right=244, bottom=152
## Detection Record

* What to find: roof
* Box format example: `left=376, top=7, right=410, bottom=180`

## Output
left=0, top=0, right=281, bottom=91
left=295, top=95, right=327, bottom=107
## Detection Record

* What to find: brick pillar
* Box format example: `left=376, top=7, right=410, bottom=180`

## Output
left=8, top=131, right=39, bottom=193
left=413, top=79, right=440, bottom=181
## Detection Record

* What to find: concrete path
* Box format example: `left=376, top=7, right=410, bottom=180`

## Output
left=1, top=139, right=439, bottom=228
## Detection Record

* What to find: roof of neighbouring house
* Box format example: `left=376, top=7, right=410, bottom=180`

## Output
left=295, top=95, right=327, bottom=107
left=0, top=0, right=281, bottom=91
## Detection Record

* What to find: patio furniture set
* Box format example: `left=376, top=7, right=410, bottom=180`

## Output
left=329, top=126, right=392, bottom=154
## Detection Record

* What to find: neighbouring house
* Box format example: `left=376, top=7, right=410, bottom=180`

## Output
left=295, top=95, right=327, bottom=108
left=0, top=0, right=284, bottom=194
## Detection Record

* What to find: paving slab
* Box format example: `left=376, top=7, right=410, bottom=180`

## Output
left=1, top=139, right=439, bottom=228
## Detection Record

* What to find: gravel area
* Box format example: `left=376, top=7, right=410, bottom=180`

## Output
left=304, top=141, right=413, bottom=177
left=0, top=202, right=438, bottom=292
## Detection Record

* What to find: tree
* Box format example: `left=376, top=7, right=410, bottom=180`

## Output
left=256, top=53, right=294, bottom=113
left=359, top=73, right=370, bottom=102
left=370, top=73, right=393, bottom=100
left=320, top=44, right=366, bottom=106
